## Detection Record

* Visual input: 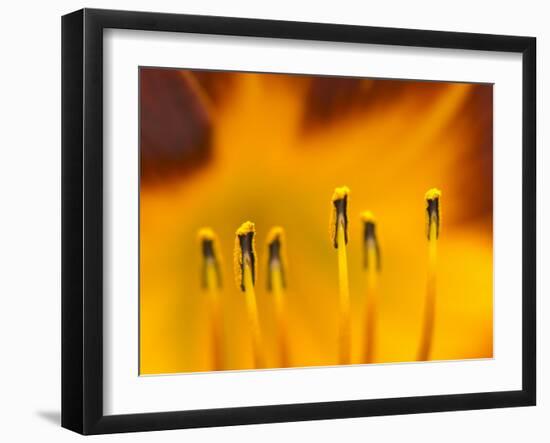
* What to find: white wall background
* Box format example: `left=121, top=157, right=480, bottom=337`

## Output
left=0, top=0, right=545, bottom=441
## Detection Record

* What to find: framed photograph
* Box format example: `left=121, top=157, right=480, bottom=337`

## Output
left=62, top=8, right=536, bottom=435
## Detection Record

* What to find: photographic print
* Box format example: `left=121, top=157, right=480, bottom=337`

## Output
left=139, top=67, right=493, bottom=375
left=62, top=10, right=536, bottom=433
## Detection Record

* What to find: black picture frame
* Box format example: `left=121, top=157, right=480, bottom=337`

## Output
left=62, top=8, right=536, bottom=435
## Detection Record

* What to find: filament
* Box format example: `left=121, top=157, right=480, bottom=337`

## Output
left=244, top=262, right=263, bottom=368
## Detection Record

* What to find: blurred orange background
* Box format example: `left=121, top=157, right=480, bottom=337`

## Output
left=139, top=68, right=493, bottom=375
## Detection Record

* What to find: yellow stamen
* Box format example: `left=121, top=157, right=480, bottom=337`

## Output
left=234, top=221, right=263, bottom=368
left=331, top=186, right=351, bottom=365
left=198, top=227, right=223, bottom=370
left=330, top=186, right=350, bottom=248
left=360, top=211, right=380, bottom=363
left=418, top=188, right=441, bottom=361
left=266, top=227, right=289, bottom=367
left=425, top=188, right=442, bottom=240
left=234, top=221, right=257, bottom=291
